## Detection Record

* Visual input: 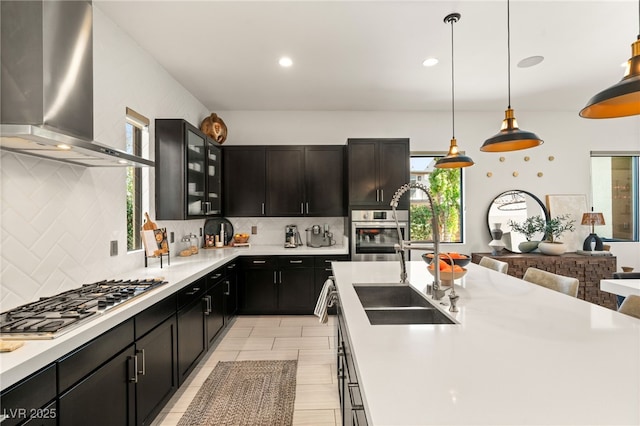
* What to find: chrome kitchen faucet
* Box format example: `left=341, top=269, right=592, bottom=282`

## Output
left=390, top=182, right=458, bottom=310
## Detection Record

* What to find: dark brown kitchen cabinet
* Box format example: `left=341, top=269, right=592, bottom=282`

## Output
left=348, top=138, right=409, bottom=209
left=223, top=146, right=266, bottom=216
left=205, top=273, right=225, bottom=348
left=314, top=255, right=350, bottom=315
left=266, top=147, right=305, bottom=216
left=223, top=145, right=346, bottom=217
left=0, top=364, right=57, bottom=426
left=135, top=316, right=178, bottom=426
left=57, top=320, right=136, bottom=425
left=305, top=146, right=346, bottom=216
left=238, top=256, right=316, bottom=314
left=224, top=261, right=239, bottom=321
left=177, top=279, right=207, bottom=385
left=239, top=257, right=279, bottom=313
left=155, top=119, right=222, bottom=220
left=58, top=345, right=136, bottom=426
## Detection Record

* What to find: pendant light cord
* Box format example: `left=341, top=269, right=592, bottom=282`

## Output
left=450, top=16, right=456, bottom=139
left=507, top=0, right=511, bottom=109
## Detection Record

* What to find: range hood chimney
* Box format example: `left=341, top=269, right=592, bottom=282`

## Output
left=0, top=1, right=154, bottom=167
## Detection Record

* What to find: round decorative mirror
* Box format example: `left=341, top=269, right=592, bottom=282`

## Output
left=486, top=190, right=549, bottom=253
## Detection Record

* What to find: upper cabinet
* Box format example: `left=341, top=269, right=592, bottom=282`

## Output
left=347, top=138, right=409, bottom=210
left=223, top=145, right=346, bottom=217
left=155, top=119, right=221, bottom=220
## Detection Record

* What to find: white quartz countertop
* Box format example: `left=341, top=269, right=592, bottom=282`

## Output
left=601, top=278, right=640, bottom=297
left=332, top=261, right=640, bottom=426
left=0, top=244, right=347, bottom=389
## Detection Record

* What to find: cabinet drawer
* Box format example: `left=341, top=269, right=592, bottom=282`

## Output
left=135, top=294, right=177, bottom=339
left=177, top=278, right=207, bottom=310
left=240, top=256, right=277, bottom=269
left=209, top=267, right=226, bottom=285
left=314, top=255, right=350, bottom=268
left=58, top=319, right=135, bottom=393
left=0, top=364, right=56, bottom=426
left=278, top=256, right=314, bottom=268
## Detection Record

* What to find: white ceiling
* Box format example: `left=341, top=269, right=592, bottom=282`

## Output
left=96, top=0, right=638, bottom=113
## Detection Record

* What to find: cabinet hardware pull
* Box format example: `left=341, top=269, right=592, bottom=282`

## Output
left=300, top=203, right=304, bottom=214
left=137, top=349, right=146, bottom=376
left=380, top=189, right=384, bottom=202
left=325, top=268, right=332, bottom=272
left=273, top=271, right=277, bottom=284
left=185, top=287, right=200, bottom=295
left=129, top=355, right=138, bottom=383
left=376, top=189, right=379, bottom=202
left=204, top=296, right=212, bottom=315
left=279, top=271, right=282, bottom=284
left=212, top=273, right=222, bottom=280
left=227, top=263, right=236, bottom=269
left=306, top=202, right=309, bottom=214
left=253, top=260, right=266, bottom=264
left=261, top=203, right=265, bottom=215
left=225, top=280, right=230, bottom=295
left=289, top=260, right=303, bottom=264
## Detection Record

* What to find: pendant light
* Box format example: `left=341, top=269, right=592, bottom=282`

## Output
left=579, top=0, right=640, bottom=118
left=436, top=13, right=474, bottom=169
left=480, top=0, right=543, bottom=153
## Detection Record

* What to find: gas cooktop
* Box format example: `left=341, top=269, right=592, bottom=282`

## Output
left=0, top=278, right=167, bottom=340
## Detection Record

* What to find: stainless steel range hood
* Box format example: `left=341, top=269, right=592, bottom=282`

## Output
left=0, top=1, right=154, bottom=168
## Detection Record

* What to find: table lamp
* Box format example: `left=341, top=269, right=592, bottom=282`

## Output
left=581, top=212, right=605, bottom=251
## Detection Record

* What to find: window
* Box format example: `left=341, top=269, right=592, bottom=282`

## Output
left=410, top=154, right=464, bottom=243
left=126, top=108, right=150, bottom=252
left=591, top=151, right=639, bottom=242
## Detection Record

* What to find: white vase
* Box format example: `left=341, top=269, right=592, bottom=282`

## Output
left=538, top=241, right=566, bottom=256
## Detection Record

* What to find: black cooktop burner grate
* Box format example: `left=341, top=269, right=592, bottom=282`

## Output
left=0, top=278, right=167, bottom=338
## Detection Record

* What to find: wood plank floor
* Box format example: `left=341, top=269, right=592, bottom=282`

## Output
left=152, top=315, right=341, bottom=426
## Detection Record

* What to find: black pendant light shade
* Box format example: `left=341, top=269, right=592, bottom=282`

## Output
left=580, top=36, right=640, bottom=118
left=481, top=108, right=544, bottom=152
left=435, top=13, right=474, bottom=169
left=480, top=0, right=543, bottom=153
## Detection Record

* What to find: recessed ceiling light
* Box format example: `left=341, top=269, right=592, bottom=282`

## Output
left=279, top=57, right=293, bottom=67
left=517, top=55, right=544, bottom=68
left=422, top=57, right=439, bottom=67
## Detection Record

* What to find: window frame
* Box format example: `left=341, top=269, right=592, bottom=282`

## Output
left=590, top=150, right=640, bottom=243
left=125, top=108, right=150, bottom=253
left=409, top=151, right=466, bottom=244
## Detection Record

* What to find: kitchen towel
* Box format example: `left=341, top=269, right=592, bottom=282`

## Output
left=314, top=278, right=335, bottom=324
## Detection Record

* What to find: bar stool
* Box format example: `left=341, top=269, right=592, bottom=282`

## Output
left=522, top=267, right=579, bottom=297
left=478, top=257, right=509, bottom=274
left=618, top=295, right=640, bottom=319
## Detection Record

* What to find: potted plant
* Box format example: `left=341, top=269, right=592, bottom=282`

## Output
left=538, top=214, right=576, bottom=255
left=507, top=215, right=545, bottom=253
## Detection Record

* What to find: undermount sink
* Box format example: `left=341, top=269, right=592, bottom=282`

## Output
left=364, top=307, right=455, bottom=325
left=353, top=283, right=456, bottom=325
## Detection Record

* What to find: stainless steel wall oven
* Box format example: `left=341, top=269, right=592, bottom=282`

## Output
left=350, top=210, right=408, bottom=261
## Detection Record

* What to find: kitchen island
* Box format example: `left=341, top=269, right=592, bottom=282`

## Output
left=0, top=243, right=348, bottom=390
left=332, top=260, right=640, bottom=425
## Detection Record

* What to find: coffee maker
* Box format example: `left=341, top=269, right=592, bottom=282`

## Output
left=284, top=225, right=302, bottom=248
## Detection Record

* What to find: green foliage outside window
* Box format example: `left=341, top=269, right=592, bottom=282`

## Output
left=410, top=166, right=461, bottom=242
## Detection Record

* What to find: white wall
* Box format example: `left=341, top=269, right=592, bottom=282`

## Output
left=0, top=8, right=210, bottom=311
left=1, top=10, right=639, bottom=311
left=218, top=110, right=640, bottom=267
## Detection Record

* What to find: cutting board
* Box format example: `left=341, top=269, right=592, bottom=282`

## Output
left=142, top=212, right=157, bottom=231
left=0, top=340, right=24, bottom=352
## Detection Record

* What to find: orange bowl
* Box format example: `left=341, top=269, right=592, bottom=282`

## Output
left=427, top=266, right=467, bottom=283
left=422, top=252, right=471, bottom=267
left=233, top=234, right=250, bottom=244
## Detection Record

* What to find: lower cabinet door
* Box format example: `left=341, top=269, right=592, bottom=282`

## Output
left=136, top=316, right=178, bottom=426
left=206, top=281, right=225, bottom=347
left=58, top=345, right=136, bottom=426
left=279, top=268, right=316, bottom=313
left=240, top=269, right=278, bottom=313
left=177, top=298, right=206, bottom=385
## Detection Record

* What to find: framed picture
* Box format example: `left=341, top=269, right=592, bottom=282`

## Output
left=545, top=194, right=589, bottom=252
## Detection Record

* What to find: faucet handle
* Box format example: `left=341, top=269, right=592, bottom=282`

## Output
left=448, top=291, right=459, bottom=313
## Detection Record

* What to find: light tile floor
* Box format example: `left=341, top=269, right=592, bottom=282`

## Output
left=152, top=315, right=340, bottom=426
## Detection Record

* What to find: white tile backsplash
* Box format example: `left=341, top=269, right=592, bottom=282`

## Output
left=227, top=217, right=346, bottom=247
